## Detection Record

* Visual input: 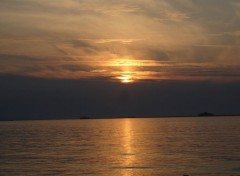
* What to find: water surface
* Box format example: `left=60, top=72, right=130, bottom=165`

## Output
left=0, top=117, right=240, bottom=176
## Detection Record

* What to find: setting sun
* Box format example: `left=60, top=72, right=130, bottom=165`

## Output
left=118, top=75, right=134, bottom=83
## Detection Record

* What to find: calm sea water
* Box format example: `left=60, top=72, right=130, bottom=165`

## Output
left=0, top=117, right=240, bottom=176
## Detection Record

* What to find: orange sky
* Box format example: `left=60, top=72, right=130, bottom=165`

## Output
left=0, top=0, right=240, bottom=83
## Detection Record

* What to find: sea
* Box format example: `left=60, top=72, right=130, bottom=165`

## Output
left=0, top=116, right=239, bottom=176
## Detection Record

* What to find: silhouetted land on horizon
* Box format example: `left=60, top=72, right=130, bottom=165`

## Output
left=1, top=114, right=240, bottom=121
left=198, top=112, right=215, bottom=117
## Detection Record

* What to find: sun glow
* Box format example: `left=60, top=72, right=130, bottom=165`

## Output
left=118, top=75, right=134, bottom=83
left=109, top=58, right=137, bottom=83
left=110, top=58, right=141, bottom=67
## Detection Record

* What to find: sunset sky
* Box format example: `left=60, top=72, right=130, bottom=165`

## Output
left=1, top=0, right=240, bottom=119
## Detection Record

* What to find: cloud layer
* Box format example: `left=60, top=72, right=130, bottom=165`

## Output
left=0, top=0, right=240, bottom=82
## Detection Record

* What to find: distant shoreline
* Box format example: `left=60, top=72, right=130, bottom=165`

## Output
left=1, top=114, right=240, bottom=122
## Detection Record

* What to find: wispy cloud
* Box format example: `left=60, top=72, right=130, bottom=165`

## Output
left=0, top=0, right=240, bottom=82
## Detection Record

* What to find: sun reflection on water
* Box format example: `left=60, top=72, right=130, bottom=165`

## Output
left=123, top=119, right=133, bottom=155
left=121, top=119, right=136, bottom=176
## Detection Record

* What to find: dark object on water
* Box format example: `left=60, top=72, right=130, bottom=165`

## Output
left=198, top=112, right=215, bottom=117
left=79, top=116, right=91, bottom=119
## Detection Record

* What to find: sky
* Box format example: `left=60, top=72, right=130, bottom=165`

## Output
left=0, top=0, right=240, bottom=119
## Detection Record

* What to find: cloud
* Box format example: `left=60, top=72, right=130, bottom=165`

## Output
left=0, top=0, right=240, bottom=82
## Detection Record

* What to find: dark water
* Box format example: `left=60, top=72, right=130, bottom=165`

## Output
left=0, top=117, right=240, bottom=176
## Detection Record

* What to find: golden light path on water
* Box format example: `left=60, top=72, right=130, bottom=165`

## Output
left=122, top=119, right=136, bottom=176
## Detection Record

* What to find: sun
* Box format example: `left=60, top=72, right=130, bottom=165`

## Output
left=118, top=75, right=134, bottom=83
left=110, top=57, right=138, bottom=83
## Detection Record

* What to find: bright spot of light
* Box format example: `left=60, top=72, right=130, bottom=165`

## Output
left=118, top=75, right=134, bottom=83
